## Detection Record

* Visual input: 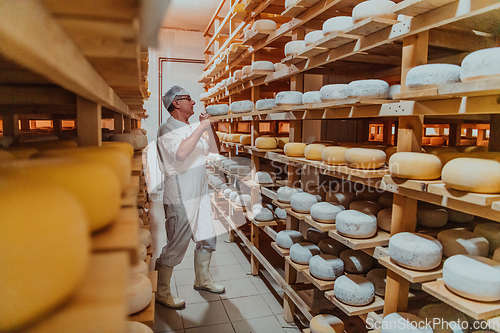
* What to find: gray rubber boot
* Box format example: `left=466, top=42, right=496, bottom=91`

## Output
left=156, top=261, right=185, bottom=309
left=193, top=252, right=225, bottom=294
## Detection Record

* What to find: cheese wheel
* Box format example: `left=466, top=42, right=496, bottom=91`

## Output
left=139, top=228, right=152, bottom=247
left=242, top=65, right=252, bottom=76
left=389, top=152, right=442, bottom=180
left=228, top=164, right=247, bottom=175
left=102, top=141, right=134, bottom=159
left=251, top=61, right=274, bottom=71
left=437, top=229, right=489, bottom=257
left=388, top=84, right=401, bottom=99
left=418, top=304, right=468, bottom=333
left=235, top=194, right=252, bottom=208
left=474, top=223, right=500, bottom=254
left=346, top=79, right=389, bottom=98
left=274, top=63, right=288, bottom=72
left=253, top=207, right=274, bottom=222
left=406, top=64, right=461, bottom=88
left=240, top=135, right=252, bottom=145
left=291, top=192, right=319, bottom=213
left=310, top=314, right=344, bottom=333
left=212, top=177, right=224, bottom=189
left=125, top=321, right=154, bottom=333
left=416, top=205, right=448, bottom=228
left=310, top=202, right=345, bottom=223
left=334, top=275, right=375, bottom=306
left=352, top=0, right=397, bottom=23
left=237, top=166, right=251, bottom=176
left=382, top=313, right=433, bottom=333
left=378, top=193, right=393, bottom=208
left=377, top=207, right=392, bottom=232
left=305, top=30, right=324, bottom=46
left=277, top=186, right=300, bottom=203
left=309, top=254, right=344, bottom=281
left=340, top=249, right=374, bottom=273
left=276, top=91, right=303, bottom=105
left=127, top=273, right=153, bottom=315
left=326, top=191, right=356, bottom=209
left=0, top=179, right=89, bottom=331
left=131, top=260, right=149, bottom=276
left=322, top=16, right=353, bottom=34
left=284, top=142, right=307, bottom=157
left=349, top=200, right=382, bottom=215
left=253, top=19, right=277, bottom=31
left=229, top=191, right=238, bottom=202
left=305, top=144, right=326, bottom=160
left=322, top=146, right=348, bottom=165
left=318, top=238, right=348, bottom=257
left=494, top=247, right=500, bottom=262
left=442, top=158, right=500, bottom=193
left=277, top=137, right=289, bottom=148
left=275, top=207, right=287, bottom=220
left=302, top=91, right=322, bottom=104
left=276, top=230, right=304, bottom=249
left=255, top=137, right=278, bottom=149
left=223, top=188, right=232, bottom=198
left=336, top=210, right=378, bottom=238
left=389, top=232, right=442, bottom=271
left=138, top=217, right=144, bottom=228
left=284, top=41, right=306, bottom=57
left=461, top=47, right=500, bottom=81
left=429, top=136, right=446, bottom=146
left=206, top=104, right=229, bottom=116
left=319, top=84, right=349, bottom=101
left=138, top=244, right=147, bottom=261
left=366, top=268, right=387, bottom=297
left=232, top=134, right=243, bottom=143
left=254, top=171, right=276, bottom=184
left=345, top=148, right=386, bottom=169
left=307, top=228, right=329, bottom=245
left=255, top=98, right=276, bottom=110
left=443, top=255, right=500, bottom=302
left=234, top=70, right=243, bottom=80
left=222, top=159, right=238, bottom=168
left=230, top=100, right=254, bottom=113
left=290, top=242, right=321, bottom=264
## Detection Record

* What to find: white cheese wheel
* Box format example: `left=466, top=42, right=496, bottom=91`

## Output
left=235, top=194, right=251, bottom=208
left=222, top=160, right=238, bottom=168
left=275, top=207, right=287, bottom=220
left=366, top=268, right=387, bottom=297
left=126, top=273, right=153, bottom=315
left=381, top=313, right=433, bottom=333
left=274, top=63, right=288, bottom=72
left=305, top=30, right=324, bottom=46
left=255, top=137, right=278, bottom=149
left=220, top=183, right=230, bottom=191
left=389, top=152, right=442, bottom=180
left=346, top=79, right=389, bottom=98
left=418, top=303, right=468, bottom=333
left=334, top=274, right=374, bottom=306
left=310, top=202, right=345, bottom=223
left=322, top=16, right=353, bottom=34
left=461, top=47, right=500, bottom=81
left=212, top=177, right=223, bottom=189
left=318, top=238, right=348, bottom=257
left=234, top=70, right=243, bottom=80
left=442, top=158, right=500, bottom=193
left=228, top=164, right=246, bottom=174
left=290, top=242, right=321, bottom=264
left=276, top=230, right=304, bottom=249
left=253, top=19, right=277, bottom=31
left=305, top=144, right=326, bottom=160
left=229, top=190, right=239, bottom=202
left=125, top=321, right=154, bottom=333
left=389, top=232, right=442, bottom=271
left=438, top=229, right=489, bottom=258
left=284, top=41, right=306, bottom=57
left=138, top=217, right=144, bottom=228
left=352, top=0, right=397, bottom=23
left=406, top=64, right=461, bottom=88
left=223, top=188, right=232, bottom=198
left=230, top=100, right=254, bottom=113
left=326, top=191, right=356, bottom=209
left=240, top=135, right=252, bottom=145
left=377, top=207, right=392, bottom=232
left=388, top=84, right=401, bottom=99
left=131, top=260, right=149, bottom=276
left=251, top=61, right=275, bottom=71
left=255, top=171, right=276, bottom=184
left=302, top=91, right=322, bottom=104
left=340, top=249, right=374, bottom=273
left=237, top=166, right=252, bottom=176
left=276, top=91, right=303, bottom=105
left=139, top=228, right=152, bottom=247
left=277, top=186, right=299, bottom=203
left=310, top=314, right=344, bottom=333
left=244, top=29, right=253, bottom=40
left=291, top=192, right=319, bottom=213
left=345, top=148, right=386, bottom=169
left=309, top=254, right=344, bottom=281
left=307, top=228, right=329, bottom=245
left=242, top=65, right=252, bottom=75
left=284, top=142, right=307, bottom=157
left=322, top=146, right=348, bottom=165
left=255, top=98, right=276, bottom=110
left=319, top=84, right=349, bottom=101
left=474, top=223, right=500, bottom=254
left=253, top=207, right=275, bottom=221
left=277, top=137, right=289, bottom=149
left=378, top=193, right=393, bottom=208
left=336, top=210, right=378, bottom=238
left=416, top=205, right=448, bottom=228
left=138, top=244, right=147, bottom=261
left=214, top=156, right=227, bottom=167
left=443, top=255, right=500, bottom=302
left=349, top=200, right=382, bottom=215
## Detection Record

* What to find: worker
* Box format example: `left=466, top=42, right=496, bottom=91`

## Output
left=156, top=85, right=224, bottom=309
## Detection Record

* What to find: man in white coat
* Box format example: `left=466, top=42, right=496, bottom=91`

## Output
left=156, top=85, right=224, bottom=309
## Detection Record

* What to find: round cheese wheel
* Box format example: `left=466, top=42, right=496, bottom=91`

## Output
left=274, top=63, right=288, bottom=71
left=206, top=104, right=230, bottom=116
left=222, top=159, right=238, bottom=168
left=290, top=242, right=321, bottom=264
left=228, top=164, right=246, bottom=174
left=275, top=207, right=287, bottom=220
left=125, top=321, right=154, bottom=333
left=310, top=314, right=344, bottom=333
left=253, top=207, right=274, bottom=221
left=389, top=152, right=442, bottom=180
left=346, top=79, right=389, bottom=98
left=138, top=217, right=144, bottom=228
left=212, top=177, right=224, bottom=189
left=438, top=229, right=489, bottom=258
left=139, top=228, right=152, bottom=247
left=382, top=313, right=433, bottom=333
left=256, top=98, right=276, bottom=110
left=349, top=200, right=382, bottom=215
left=102, top=141, right=134, bottom=159
left=406, top=64, right=461, bottom=88
left=229, top=191, right=239, bottom=202
left=127, top=273, right=153, bottom=315
left=319, top=84, right=349, bottom=101
left=318, top=238, right=348, bottom=256
left=352, top=0, right=397, bottom=23
left=442, top=158, right=500, bottom=193
left=255, top=171, right=276, bottom=184
left=418, top=303, right=468, bottom=333
left=378, top=193, right=393, bottom=208
left=131, top=260, right=149, bottom=276
left=234, top=70, right=243, bottom=80
left=309, top=254, right=344, bottom=281
left=307, top=228, right=329, bottom=244
left=138, top=244, right=147, bottom=261
left=291, top=192, right=319, bottom=213
left=284, top=142, right=307, bottom=157
left=322, top=146, right=348, bottom=165
left=305, top=30, right=324, bottom=46
left=334, top=274, right=374, bottom=306
left=326, top=191, right=356, bottom=209
left=251, top=61, right=275, bottom=71
left=322, top=16, right=353, bottom=34
left=377, top=207, right=392, bottom=232
left=255, top=137, right=278, bottom=149
left=276, top=91, right=303, bottom=105
left=237, top=166, right=252, bottom=176
left=336, top=210, right=378, bottom=238
left=284, top=41, right=306, bottom=57
left=340, top=249, right=374, bottom=273
left=345, top=148, right=386, bottom=169
left=276, top=230, right=304, bottom=249
left=303, top=91, right=322, bottom=104
left=366, top=268, right=387, bottom=297
left=443, top=255, right=500, bottom=302
left=253, top=19, right=277, bottom=31
left=223, top=188, right=233, bottom=198
left=277, top=137, right=289, bottom=148
left=389, top=232, right=442, bottom=271
left=388, top=84, right=401, bottom=99
left=235, top=194, right=251, bottom=208
left=310, top=202, right=345, bottom=223
left=240, top=135, right=252, bottom=145
left=277, top=186, right=300, bottom=203
left=417, top=205, right=448, bottom=228
left=230, top=100, right=254, bottom=113
left=461, top=47, right=500, bottom=81
left=474, top=223, right=500, bottom=254
left=305, top=144, right=326, bottom=160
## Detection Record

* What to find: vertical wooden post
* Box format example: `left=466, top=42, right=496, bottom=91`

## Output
left=356, top=119, right=370, bottom=143
left=124, top=117, right=131, bottom=133
left=250, top=222, right=260, bottom=275
left=401, top=32, right=429, bottom=92
left=20, top=118, right=31, bottom=132
left=448, top=121, right=462, bottom=147
left=52, top=116, right=61, bottom=133
left=114, top=113, right=124, bottom=134
left=283, top=262, right=298, bottom=323
left=2, top=110, right=19, bottom=138
left=490, top=115, right=500, bottom=152
left=77, top=96, right=101, bottom=147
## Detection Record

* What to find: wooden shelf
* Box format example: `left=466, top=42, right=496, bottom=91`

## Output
left=395, top=79, right=500, bottom=100
left=302, top=269, right=336, bottom=291
left=344, top=17, right=398, bottom=37
left=272, top=199, right=291, bottom=209
left=324, top=291, right=385, bottom=316
left=122, top=176, right=140, bottom=208
left=328, top=229, right=391, bottom=250
left=427, top=183, right=500, bottom=207
left=242, top=29, right=275, bottom=46
left=285, top=255, right=309, bottom=272
left=245, top=211, right=278, bottom=227
left=315, top=32, right=359, bottom=49
left=286, top=208, right=309, bottom=221
left=298, top=44, right=329, bottom=58
left=304, top=216, right=336, bottom=232
left=271, top=241, right=290, bottom=257
left=394, top=0, right=459, bottom=17
left=378, top=256, right=443, bottom=283
left=282, top=53, right=309, bottom=65
left=128, top=292, right=155, bottom=328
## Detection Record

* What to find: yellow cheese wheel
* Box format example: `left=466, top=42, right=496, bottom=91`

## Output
left=284, top=142, right=307, bottom=157
left=0, top=179, right=89, bottom=331
left=4, top=147, right=39, bottom=159
left=442, top=157, right=500, bottom=193
left=0, top=150, right=15, bottom=162
left=255, top=137, right=278, bottom=149
left=322, top=146, right=348, bottom=165
left=277, top=137, right=289, bottom=149
left=345, top=148, right=386, bottom=169
left=102, top=141, right=134, bottom=159
left=389, top=152, right=442, bottom=180
left=435, top=151, right=466, bottom=166
left=240, top=135, right=252, bottom=145
left=18, top=140, right=78, bottom=150
left=310, top=314, right=344, bottom=333
left=305, top=144, right=326, bottom=161
left=0, top=158, right=121, bottom=232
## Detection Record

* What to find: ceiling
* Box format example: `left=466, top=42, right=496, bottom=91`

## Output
left=161, top=0, right=230, bottom=32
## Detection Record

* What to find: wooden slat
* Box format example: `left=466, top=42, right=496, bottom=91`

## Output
left=302, top=269, right=335, bottom=291
left=245, top=211, right=278, bottom=227
left=394, top=0, right=457, bottom=16
left=379, top=256, right=443, bottom=283
left=324, top=291, right=385, bottom=316
left=303, top=216, right=336, bottom=232
left=285, top=255, right=310, bottom=271
left=315, top=32, right=359, bottom=49
left=271, top=242, right=290, bottom=257
left=286, top=208, right=309, bottom=221
left=328, top=228, right=391, bottom=250
left=344, top=17, right=398, bottom=37
left=427, top=183, right=500, bottom=207
left=128, top=293, right=155, bottom=328
left=272, top=199, right=291, bottom=209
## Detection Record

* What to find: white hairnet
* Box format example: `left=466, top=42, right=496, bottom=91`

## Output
left=162, top=85, right=191, bottom=110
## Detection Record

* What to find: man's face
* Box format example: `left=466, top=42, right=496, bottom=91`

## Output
left=174, top=95, right=195, bottom=116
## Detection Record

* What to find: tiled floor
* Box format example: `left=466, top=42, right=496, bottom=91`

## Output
left=148, top=198, right=302, bottom=333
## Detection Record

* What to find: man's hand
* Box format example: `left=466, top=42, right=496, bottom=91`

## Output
left=199, top=112, right=212, bottom=131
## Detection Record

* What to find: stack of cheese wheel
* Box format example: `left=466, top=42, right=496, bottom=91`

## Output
left=389, top=152, right=442, bottom=179
left=309, top=314, right=344, bottom=333
left=284, top=142, right=307, bottom=157
left=345, top=148, right=386, bottom=169
left=326, top=191, right=356, bottom=209
left=230, top=100, right=254, bottom=113
left=334, top=275, right=375, bottom=306
left=461, top=47, right=500, bottom=81
left=290, top=192, right=319, bottom=213
left=127, top=273, right=153, bottom=315
left=322, top=16, right=353, bottom=34
left=255, top=98, right=276, bottom=110
left=307, top=228, right=329, bottom=244
left=276, top=230, right=304, bottom=249
left=309, top=254, right=344, bottom=281
left=253, top=19, right=277, bottom=31
left=366, top=268, right=387, bottom=297
left=276, top=90, right=303, bottom=105
left=346, top=79, right=389, bottom=98
left=336, top=209, right=378, bottom=238
left=340, top=249, right=374, bottom=274
left=442, top=158, right=500, bottom=193
left=310, top=202, right=344, bottom=223
left=302, top=91, right=322, bottom=104
left=284, top=40, right=306, bottom=57
left=406, top=64, right=461, bottom=89
left=351, top=0, right=397, bottom=23
left=437, top=229, right=489, bottom=257
left=416, top=204, right=448, bottom=228
left=240, top=134, right=252, bottom=145
left=251, top=60, right=274, bottom=72
left=318, top=238, right=348, bottom=257
left=206, top=104, right=230, bottom=116
left=381, top=313, right=433, bottom=333
left=389, top=232, right=442, bottom=270
left=255, top=137, right=278, bottom=149
left=304, top=143, right=326, bottom=160
left=304, top=30, right=324, bottom=46
left=290, top=242, right=321, bottom=265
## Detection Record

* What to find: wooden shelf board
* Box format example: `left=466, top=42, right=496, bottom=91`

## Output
left=281, top=5, right=307, bottom=18
left=378, top=256, right=443, bottom=283
left=251, top=146, right=284, bottom=153
left=328, top=228, right=391, bottom=250
left=272, top=199, right=291, bottom=209
left=427, top=183, right=500, bottom=207
left=121, top=176, right=140, bottom=208
left=261, top=187, right=279, bottom=200
left=229, top=200, right=248, bottom=212
left=383, top=175, right=441, bottom=192
left=128, top=292, right=155, bottom=328
left=281, top=53, right=309, bottom=65
left=302, top=269, right=335, bottom=291
left=285, top=255, right=309, bottom=272
left=324, top=291, right=385, bottom=316
left=148, top=270, right=158, bottom=293
left=271, top=241, right=290, bottom=257
left=320, top=164, right=390, bottom=179
left=245, top=211, right=278, bottom=227
left=344, top=17, right=398, bottom=37
left=242, top=29, right=274, bottom=46
left=304, top=216, right=336, bottom=232
left=394, top=0, right=457, bottom=16
left=286, top=207, right=309, bottom=221
left=422, top=279, right=500, bottom=320
left=492, top=201, right=500, bottom=212
left=242, top=179, right=280, bottom=189
left=298, top=44, right=329, bottom=58
left=315, top=32, right=358, bottom=49
left=372, top=246, right=390, bottom=259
